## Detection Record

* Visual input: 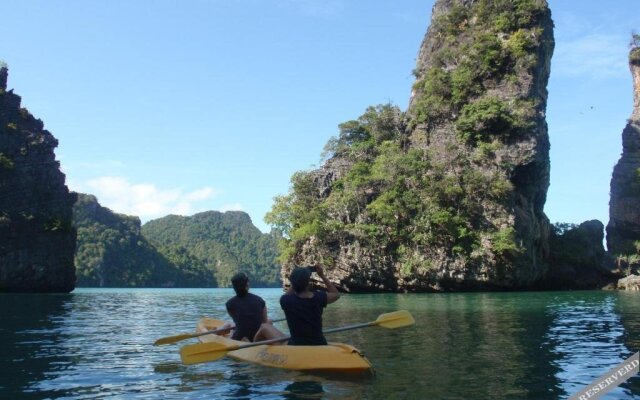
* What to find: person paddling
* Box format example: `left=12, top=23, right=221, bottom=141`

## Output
left=225, top=272, right=284, bottom=342
left=280, top=265, right=341, bottom=345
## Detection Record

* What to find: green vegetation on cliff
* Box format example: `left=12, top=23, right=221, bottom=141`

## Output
left=631, top=34, right=640, bottom=65
left=142, top=211, right=282, bottom=287
left=412, top=0, right=545, bottom=137
left=267, top=104, right=518, bottom=274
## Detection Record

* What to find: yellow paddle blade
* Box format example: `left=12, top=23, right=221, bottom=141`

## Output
left=179, top=342, right=239, bottom=365
left=373, top=310, right=415, bottom=329
left=154, top=333, right=196, bottom=346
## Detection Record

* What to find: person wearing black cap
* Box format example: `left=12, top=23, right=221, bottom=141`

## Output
left=279, top=265, right=340, bottom=345
left=225, top=272, right=284, bottom=342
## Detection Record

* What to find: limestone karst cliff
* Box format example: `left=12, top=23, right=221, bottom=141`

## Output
left=0, top=66, right=77, bottom=292
left=404, top=0, right=554, bottom=289
left=268, top=0, right=555, bottom=292
left=607, top=40, right=640, bottom=277
left=546, top=221, right=616, bottom=289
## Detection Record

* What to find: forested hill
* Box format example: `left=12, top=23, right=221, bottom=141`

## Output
left=74, top=194, right=281, bottom=287
left=142, top=211, right=282, bottom=287
left=73, top=193, right=212, bottom=287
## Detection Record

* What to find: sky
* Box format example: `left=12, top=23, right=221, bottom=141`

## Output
left=0, top=0, right=638, bottom=235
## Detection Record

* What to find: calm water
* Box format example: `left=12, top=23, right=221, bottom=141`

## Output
left=1, top=289, right=639, bottom=399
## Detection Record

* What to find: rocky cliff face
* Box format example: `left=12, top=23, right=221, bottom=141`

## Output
left=404, top=0, right=554, bottom=289
left=0, top=66, right=77, bottom=292
left=273, top=0, right=555, bottom=292
left=546, top=220, right=616, bottom=289
left=606, top=44, right=640, bottom=274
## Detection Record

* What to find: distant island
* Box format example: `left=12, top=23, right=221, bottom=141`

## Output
left=74, top=193, right=281, bottom=288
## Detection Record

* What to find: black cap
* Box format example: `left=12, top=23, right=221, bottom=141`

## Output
left=289, top=267, right=311, bottom=293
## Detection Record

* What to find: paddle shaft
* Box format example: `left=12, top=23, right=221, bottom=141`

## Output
left=323, top=321, right=374, bottom=334
left=225, top=320, right=376, bottom=351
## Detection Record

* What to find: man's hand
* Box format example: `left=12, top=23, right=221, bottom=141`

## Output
left=313, top=264, right=340, bottom=304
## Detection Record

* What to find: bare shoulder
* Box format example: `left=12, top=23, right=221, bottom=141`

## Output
left=326, top=291, right=340, bottom=304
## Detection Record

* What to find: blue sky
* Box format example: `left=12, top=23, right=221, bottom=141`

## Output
left=0, top=0, right=637, bottom=235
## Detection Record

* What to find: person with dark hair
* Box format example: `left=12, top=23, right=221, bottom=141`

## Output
left=279, top=265, right=341, bottom=345
left=225, top=272, right=284, bottom=342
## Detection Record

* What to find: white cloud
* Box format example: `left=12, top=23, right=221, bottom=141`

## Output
left=553, top=33, right=629, bottom=79
left=74, top=176, right=218, bottom=221
left=185, top=187, right=215, bottom=201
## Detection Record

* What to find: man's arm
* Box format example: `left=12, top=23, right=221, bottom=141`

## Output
left=315, top=265, right=340, bottom=304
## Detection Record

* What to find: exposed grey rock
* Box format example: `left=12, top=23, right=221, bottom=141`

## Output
left=606, top=45, right=640, bottom=263
left=545, top=220, right=617, bottom=289
left=618, top=274, right=640, bottom=291
left=405, top=0, right=554, bottom=289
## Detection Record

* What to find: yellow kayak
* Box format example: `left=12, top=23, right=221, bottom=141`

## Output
left=196, top=318, right=373, bottom=373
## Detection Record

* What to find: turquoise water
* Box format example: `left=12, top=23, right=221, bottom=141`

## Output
left=1, top=288, right=639, bottom=399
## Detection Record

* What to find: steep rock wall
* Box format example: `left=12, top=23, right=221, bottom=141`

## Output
left=546, top=220, right=616, bottom=289
left=404, top=0, right=554, bottom=289
left=607, top=45, right=640, bottom=272
left=0, top=67, right=77, bottom=292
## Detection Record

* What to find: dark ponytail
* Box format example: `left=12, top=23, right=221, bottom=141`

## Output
left=231, top=272, right=249, bottom=297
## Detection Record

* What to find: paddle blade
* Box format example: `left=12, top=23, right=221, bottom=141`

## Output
left=373, top=310, right=415, bottom=329
left=179, top=342, right=237, bottom=365
left=154, top=333, right=196, bottom=346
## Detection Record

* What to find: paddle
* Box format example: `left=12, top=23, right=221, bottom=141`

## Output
left=179, top=310, right=415, bottom=365
left=154, top=317, right=286, bottom=346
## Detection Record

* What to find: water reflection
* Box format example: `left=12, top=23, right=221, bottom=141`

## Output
left=543, top=292, right=639, bottom=399
left=0, top=293, right=74, bottom=399
left=329, top=292, right=566, bottom=399
left=616, top=292, right=640, bottom=397
left=283, top=380, right=325, bottom=399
